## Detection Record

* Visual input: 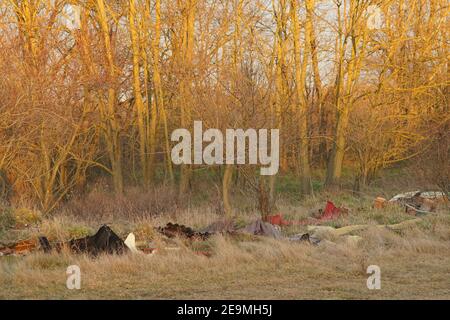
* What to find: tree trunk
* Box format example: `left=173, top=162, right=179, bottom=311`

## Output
left=129, top=0, right=149, bottom=187
left=291, top=0, right=312, bottom=195
left=222, top=165, right=233, bottom=217
left=96, top=0, right=123, bottom=194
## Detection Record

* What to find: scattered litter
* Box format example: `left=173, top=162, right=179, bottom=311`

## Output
left=239, top=219, right=282, bottom=239
left=38, top=236, right=51, bottom=253
left=320, top=201, right=348, bottom=220
left=239, top=220, right=322, bottom=244
left=265, top=201, right=348, bottom=227
left=389, top=191, right=444, bottom=215
left=389, top=191, right=446, bottom=202
left=373, top=197, right=387, bottom=209
left=0, top=239, right=37, bottom=256
left=1, top=193, right=433, bottom=259
left=288, top=233, right=321, bottom=245
left=40, top=225, right=128, bottom=255
left=265, top=214, right=289, bottom=226
left=157, top=223, right=211, bottom=240
left=3, top=223, right=212, bottom=258
left=12, top=239, right=36, bottom=254
left=124, top=233, right=161, bottom=255
left=124, top=233, right=142, bottom=254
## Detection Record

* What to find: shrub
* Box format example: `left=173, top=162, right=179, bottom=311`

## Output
left=0, top=205, right=15, bottom=233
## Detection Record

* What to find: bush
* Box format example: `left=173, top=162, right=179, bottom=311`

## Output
left=413, top=121, right=450, bottom=195
left=13, top=207, right=42, bottom=226
left=0, top=206, right=15, bottom=234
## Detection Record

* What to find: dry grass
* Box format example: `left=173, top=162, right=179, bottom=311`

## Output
left=62, top=185, right=180, bottom=221
left=1, top=193, right=449, bottom=299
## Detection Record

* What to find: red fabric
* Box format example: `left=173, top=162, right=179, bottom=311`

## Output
left=322, top=200, right=341, bottom=220
left=267, top=201, right=343, bottom=226
left=265, top=214, right=289, bottom=226
left=265, top=214, right=281, bottom=225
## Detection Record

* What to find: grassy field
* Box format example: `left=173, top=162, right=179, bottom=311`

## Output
left=1, top=185, right=449, bottom=300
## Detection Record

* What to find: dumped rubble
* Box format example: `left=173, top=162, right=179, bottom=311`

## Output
left=389, top=190, right=447, bottom=202
left=157, top=222, right=211, bottom=240
left=0, top=239, right=37, bottom=256
left=239, top=219, right=282, bottom=239
left=2, top=223, right=212, bottom=257
left=373, top=190, right=448, bottom=214
left=1, top=193, right=435, bottom=258
left=390, top=191, right=438, bottom=215
left=238, top=219, right=321, bottom=245
left=39, top=225, right=128, bottom=255
left=374, top=190, right=448, bottom=215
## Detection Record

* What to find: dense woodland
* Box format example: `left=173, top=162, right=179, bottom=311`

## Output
left=0, top=0, right=448, bottom=214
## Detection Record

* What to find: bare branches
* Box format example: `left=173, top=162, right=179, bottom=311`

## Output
left=0, top=0, right=447, bottom=211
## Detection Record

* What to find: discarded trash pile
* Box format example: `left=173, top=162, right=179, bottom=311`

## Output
left=1, top=193, right=445, bottom=257
left=241, top=219, right=282, bottom=239
left=0, top=225, right=133, bottom=257
left=374, top=191, right=447, bottom=215
left=0, top=223, right=212, bottom=257
left=39, top=225, right=128, bottom=255
left=0, top=239, right=37, bottom=256
left=201, top=218, right=320, bottom=245
left=157, top=222, right=211, bottom=240
left=158, top=220, right=317, bottom=245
